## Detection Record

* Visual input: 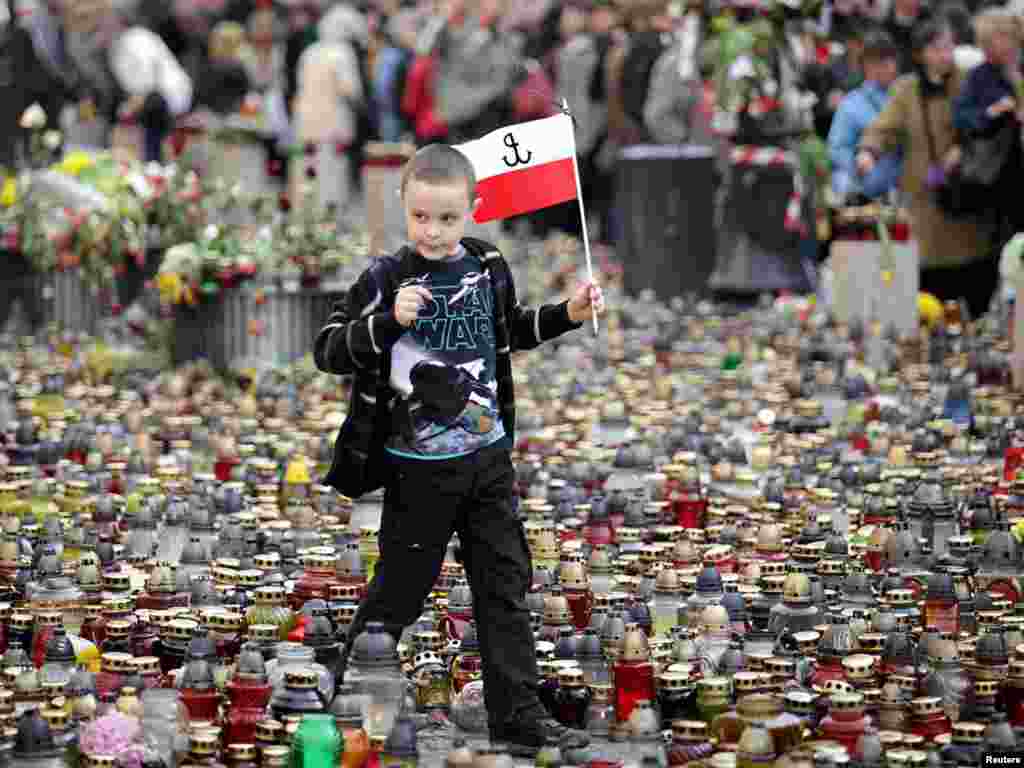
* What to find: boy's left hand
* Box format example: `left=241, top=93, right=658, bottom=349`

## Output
left=568, top=281, right=606, bottom=324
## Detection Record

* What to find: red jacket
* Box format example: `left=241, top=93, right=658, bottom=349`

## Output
left=401, top=53, right=448, bottom=142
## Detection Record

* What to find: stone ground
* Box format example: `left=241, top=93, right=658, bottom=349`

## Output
left=414, top=722, right=635, bottom=767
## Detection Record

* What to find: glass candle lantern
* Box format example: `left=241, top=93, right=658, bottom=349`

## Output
left=818, top=692, right=870, bottom=755
left=288, top=713, right=341, bottom=768
left=613, top=626, right=656, bottom=725
left=695, top=677, right=731, bottom=726
left=669, top=720, right=715, bottom=767
left=910, top=697, right=952, bottom=743
left=923, top=573, right=960, bottom=636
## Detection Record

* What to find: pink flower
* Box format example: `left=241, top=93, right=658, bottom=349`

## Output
left=79, top=713, right=145, bottom=768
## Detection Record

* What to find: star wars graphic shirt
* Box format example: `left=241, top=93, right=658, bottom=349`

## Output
left=387, top=246, right=506, bottom=460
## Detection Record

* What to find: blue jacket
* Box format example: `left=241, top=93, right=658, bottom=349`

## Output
left=828, top=80, right=897, bottom=200
left=954, top=60, right=1014, bottom=138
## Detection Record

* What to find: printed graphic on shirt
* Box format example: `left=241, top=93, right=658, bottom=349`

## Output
left=387, top=255, right=505, bottom=459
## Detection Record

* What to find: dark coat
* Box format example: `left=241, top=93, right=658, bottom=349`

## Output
left=0, top=3, right=79, bottom=167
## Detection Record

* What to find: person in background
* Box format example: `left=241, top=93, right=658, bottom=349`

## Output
left=64, top=0, right=125, bottom=133
left=642, top=0, right=712, bottom=146
left=5, top=0, right=80, bottom=164
left=584, top=0, right=623, bottom=244
left=857, top=19, right=996, bottom=318
left=953, top=7, right=1024, bottom=246
left=291, top=4, right=367, bottom=209
left=558, top=0, right=606, bottom=156
left=0, top=0, right=47, bottom=334
left=242, top=6, right=285, bottom=95
left=884, top=0, right=932, bottom=72
left=373, top=8, right=418, bottom=142
left=429, top=0, right=521, bottom=141
left=605, top=0, right=671, bottom=150
left=241, top=3, right=292, bottom=161
left=108, top=8, right=194, bottom=162
left=283, top=1, right=324, bottom=122
left=531, top=0, right=589, bottom=237
left=295, top=5, right=367, bottom=145
left=828, top=28, right=900, bottom=202
left=158, top=0, right=215, bottom=85
left=807, top=24, right=866, bottom=138
left=223, top=0, right=286, bottom=25
left=944, top=1, right=984, bottom=70
left=195, top=20, right=250, bottom=114
left=402, top=1, right=450, bottom=146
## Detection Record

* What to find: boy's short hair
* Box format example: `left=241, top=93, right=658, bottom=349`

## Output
left=400, top=144, right=477, bottom=202
left=862, top=28, right=899, bottom=62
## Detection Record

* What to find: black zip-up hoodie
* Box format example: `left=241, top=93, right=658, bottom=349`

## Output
left=314, top=237, right=582, bottom=455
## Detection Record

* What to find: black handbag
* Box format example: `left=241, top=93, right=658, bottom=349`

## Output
left=960, top=118, right=1017, bottom=186
left=920, top=83, right=1016, bottom=217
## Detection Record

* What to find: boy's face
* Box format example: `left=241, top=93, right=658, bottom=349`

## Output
left=403, top=179, right=480, bottom=260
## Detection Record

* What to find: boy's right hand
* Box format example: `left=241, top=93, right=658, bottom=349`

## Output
left=394, top=285, right=433, bottom=327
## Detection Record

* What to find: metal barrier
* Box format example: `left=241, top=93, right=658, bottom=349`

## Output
left=43, top=270, right=102, bottom=337
left=171, top=278, right=346, bottom=371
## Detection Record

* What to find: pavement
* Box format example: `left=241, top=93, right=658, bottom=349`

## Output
left=412, top=723, right=638, bottom=766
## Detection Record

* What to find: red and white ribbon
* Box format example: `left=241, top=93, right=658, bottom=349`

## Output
left=731, top=144, right=807, bottom=236
left=729, top=145, right=797, bottom=167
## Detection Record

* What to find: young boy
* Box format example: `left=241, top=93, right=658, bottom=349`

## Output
left=314, top=144, right=604, bottom=755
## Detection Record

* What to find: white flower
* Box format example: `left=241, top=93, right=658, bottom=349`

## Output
left=42, top=131, right=62, bottom=150
left=1000, top=233, right=1024, bottom=284
left=203, top=225, right=220, bottom=242
left=19, top=103, right=46, bottom=130
left=163, top=243, right=199, bottom=271
left=728, top=55, right=755, bottom=80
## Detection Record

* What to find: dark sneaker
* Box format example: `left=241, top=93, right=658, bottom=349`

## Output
left=489, top=705, right=590, bottom=758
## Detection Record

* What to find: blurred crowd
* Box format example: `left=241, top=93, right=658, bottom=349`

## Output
left=2, top=0, right=1024, bottom=309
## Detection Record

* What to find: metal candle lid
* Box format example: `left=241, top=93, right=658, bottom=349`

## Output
left=672, top=720, right=708, bottom=741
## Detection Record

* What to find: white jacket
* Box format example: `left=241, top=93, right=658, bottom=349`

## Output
left=294, top=41, right=362, bottom=145
left=109, top=26, right=193, bottom=117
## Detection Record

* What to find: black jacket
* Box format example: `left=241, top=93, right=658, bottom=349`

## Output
left=0, top=5, right=79, bottom=168
left=314, top=237, right=582, bottom=450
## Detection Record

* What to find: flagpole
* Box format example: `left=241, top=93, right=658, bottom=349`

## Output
left=561, top=101, right=600, bottom=336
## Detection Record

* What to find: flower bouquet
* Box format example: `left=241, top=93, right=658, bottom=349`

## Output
left=0, top=107, right=152, bottom=306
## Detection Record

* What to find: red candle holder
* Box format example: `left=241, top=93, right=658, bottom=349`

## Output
left=672, top=488, right=706, bottom=530
left=181, top=687, right=221, bottom=722
left=1006, top=445, right=1024, bottom=483
left=565, top=589, right=594, bottom=632
left=225, top=679, right=274, bottom=744
left=612, top=660, right=655, bottom=724
left=910, top=697, right=952, bottom=742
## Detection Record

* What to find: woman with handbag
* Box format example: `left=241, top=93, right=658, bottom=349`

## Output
left=857, top=18, right=997, bottom=319
left=953, top=8, right=1024, bottom=249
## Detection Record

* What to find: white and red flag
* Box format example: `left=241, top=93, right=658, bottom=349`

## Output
left=453, top=112, right=578, bottom=223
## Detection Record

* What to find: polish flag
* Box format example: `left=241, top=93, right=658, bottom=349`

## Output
left=453, top=113, right=579, bottom=223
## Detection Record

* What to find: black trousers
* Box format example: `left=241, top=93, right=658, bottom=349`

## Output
left=344, top=439, right=539, bottom=725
